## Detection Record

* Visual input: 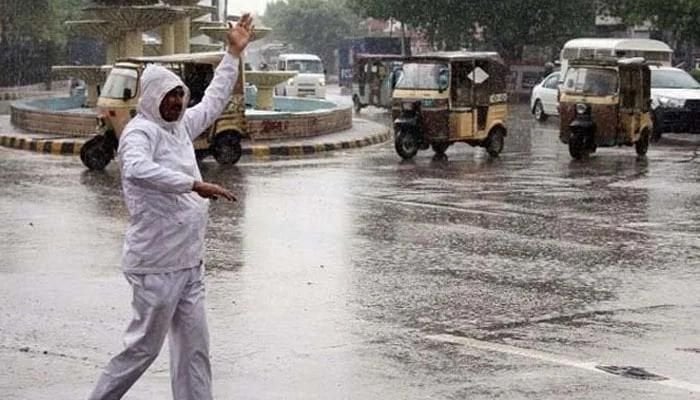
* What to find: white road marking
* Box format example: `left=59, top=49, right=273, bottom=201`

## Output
left=427, top=333, right=700, bottom=393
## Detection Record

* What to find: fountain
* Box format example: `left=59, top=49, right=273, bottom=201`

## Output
left=50, top=65, right=111, bottom=108
left=8, top=7, right=354, bottom=154
left=198, top=25, right=294, bottom=110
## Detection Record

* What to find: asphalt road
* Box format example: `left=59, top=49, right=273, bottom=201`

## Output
left=1, top=104, right=699, bottom=399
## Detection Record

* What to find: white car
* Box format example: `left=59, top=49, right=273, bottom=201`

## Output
left=530, top=72, right=560, bottom=122
left=650, top=66, right=700, bottom=139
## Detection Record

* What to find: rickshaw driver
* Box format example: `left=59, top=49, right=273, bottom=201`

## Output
left=88, top=14, right=254, bottom=400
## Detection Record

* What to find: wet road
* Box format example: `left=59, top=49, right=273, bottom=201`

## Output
left=1, top=104, right=699, bottom=399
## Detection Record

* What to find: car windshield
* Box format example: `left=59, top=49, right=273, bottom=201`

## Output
left=651, top=69, right=700, bottom=89
left=101, top=68, right=138, bottom=99
left=395, top=62, right=448, bottom=90
left=286, top=59, right=323, bottom=74
left=562, top=67, right=618, bottom=96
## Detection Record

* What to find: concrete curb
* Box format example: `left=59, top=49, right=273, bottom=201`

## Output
left=243, top=128, right=391, bottom=158
left=0, top=124, right=392, bottom=159
left=0, top=135, right=83, bottom=156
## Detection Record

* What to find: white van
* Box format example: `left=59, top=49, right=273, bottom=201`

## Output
left=560, top=38, right=672, bottom=81
left=275, top=53, right=326, bottom=98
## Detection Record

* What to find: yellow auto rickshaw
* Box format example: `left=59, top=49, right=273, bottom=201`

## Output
left=80, top=51, right=248, bottom=170
left=392, top=52, right=509, bottom=160
left=352, top=54, right=405, bottom=113
left=559, top=57, right=652, bottom=159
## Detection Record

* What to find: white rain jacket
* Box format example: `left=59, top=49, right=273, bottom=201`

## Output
left=117, top=53, right=239, bottom=273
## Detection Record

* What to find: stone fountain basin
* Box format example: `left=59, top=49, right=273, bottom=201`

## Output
left=246, top=71, right=298, bottom=87
left=11, top=95, right=352, bottom=141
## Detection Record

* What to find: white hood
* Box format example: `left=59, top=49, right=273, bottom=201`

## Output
left=651, top=87, right=700, bottom=101
left=137, top=64, right=190, bottom=130
left=292, top=72, right=324, bottom=84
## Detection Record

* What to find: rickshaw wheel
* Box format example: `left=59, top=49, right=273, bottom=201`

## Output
left=80, top=134, right=114, bottom=171
left=432, top=142, right=449, bottom=155
left=395, top=129, right=419, bottom=159
left=533, top=100, right=548, bottom=122
left=635, top=129, right=650, bottom=156
left=353, top=96, right=362, bottom=114
left=486, top=128, right=505, bottom=157
left=568, top=132, right=590, bottom=160
left=212, top=131, right=242, bottom=165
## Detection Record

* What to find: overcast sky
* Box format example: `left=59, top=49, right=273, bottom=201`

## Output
left=224, top=0, right=275, bottom=16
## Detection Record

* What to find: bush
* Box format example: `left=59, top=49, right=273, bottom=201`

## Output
left=690, top=69, right=700, bottom=83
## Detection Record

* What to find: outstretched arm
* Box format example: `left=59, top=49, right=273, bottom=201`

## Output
left=184, top=13, right=254, bottom=140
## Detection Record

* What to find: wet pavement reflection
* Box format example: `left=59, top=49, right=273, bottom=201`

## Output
left=1, top=104, right=699, bottom=399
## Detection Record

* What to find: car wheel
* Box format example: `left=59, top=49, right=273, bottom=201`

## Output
left=486, top=127, right=505, bottom=157
left=431, top=142, right=450, bottom=155
left=80, top=134, right=114, bottom=170
left=635, top=128, right=650, bottom=157
left=533, top=100, right=548, bottom=122
left=394, top=128, right=419, bottom=160
left=568, top=132, right=591, bottom=160
left=212, top=131, right=242, bottom=165
left=353, top=95, right=362, bottom=114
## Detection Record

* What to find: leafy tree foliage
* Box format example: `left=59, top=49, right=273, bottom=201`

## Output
left=348, top=0, right=598, bottom=61
left=602, top=0, right=700, bottom=61
left=261, top=0, right=363, bottom=69
left=0, top=0, right=82, bottom=45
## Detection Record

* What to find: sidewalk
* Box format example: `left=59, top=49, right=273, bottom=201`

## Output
left=0, top=115, right=391, bottom=159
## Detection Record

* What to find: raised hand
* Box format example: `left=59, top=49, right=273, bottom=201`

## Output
left=227, top=13, right=254, bottom=57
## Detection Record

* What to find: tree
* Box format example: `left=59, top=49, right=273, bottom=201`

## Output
left=348, top=0, right=598, bottom=61
left=261, top=0, right=363, bottom=70
left=602, top=0, right=700, bottom=66
left=0, top=0, right=83, bottom=85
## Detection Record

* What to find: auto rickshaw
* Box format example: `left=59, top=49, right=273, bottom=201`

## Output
left=559, top=57, right=652, bottom=159
left=80, top=51, right=248, bottom=170
left=392, top=52, right=509, bottom=160
left=352, top=54, right=405, bottom=113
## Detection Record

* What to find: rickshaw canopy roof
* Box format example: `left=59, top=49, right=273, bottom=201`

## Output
left=563, top=38, right=672, bottom=53
left=569, top=57, right=652, bottom=68
left=404, top=51, right=505, bottom=65
left=119, top=51, right=225, bottom=66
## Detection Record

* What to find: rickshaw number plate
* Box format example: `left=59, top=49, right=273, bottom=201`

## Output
left=422, top=99, right=434, bottom=107
left=469, top=67, right=489, bottom=84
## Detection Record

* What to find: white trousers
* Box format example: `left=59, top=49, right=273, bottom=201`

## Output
left=89, top=265, right=211, bottom=400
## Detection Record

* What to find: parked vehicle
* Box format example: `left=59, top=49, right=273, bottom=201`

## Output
left=559, top=57, right=653, bottom=159
left=351, top=54, right=405, bottom=113
left=392, top=51, right=509, bottom=160
left=274, top=53, right=326, bottom=98
left=530, top=71, right=561, bottom=121
left=80, top=52, right=247, bottom=170
left=337, top=36, right=408, bottom=90
left=650, top=66, right=700, bottom=140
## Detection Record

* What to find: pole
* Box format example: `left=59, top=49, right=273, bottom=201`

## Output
left=211, top=0, right=219, bottom=21
left=400, top=21, right=406, bottom=55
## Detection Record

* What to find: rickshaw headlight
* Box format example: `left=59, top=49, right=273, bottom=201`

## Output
left=287, top=78, right=295, bottom=86
left=657, top=96, right=684, bottom=108
left=575, top=103, right=589, bottom=115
